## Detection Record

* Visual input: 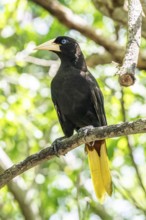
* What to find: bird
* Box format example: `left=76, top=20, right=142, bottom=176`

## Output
left=35, top=36, right=112, bottom=201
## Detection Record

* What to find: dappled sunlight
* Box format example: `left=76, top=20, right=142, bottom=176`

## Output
left=0, top=0, right=146, bottom=219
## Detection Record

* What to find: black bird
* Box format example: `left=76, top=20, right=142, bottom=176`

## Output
left=35, top=36, right=112, bottom=201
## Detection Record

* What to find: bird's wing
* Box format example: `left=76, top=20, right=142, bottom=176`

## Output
left=85, top=72, right=107, bottom=126
left=53, top=101, right=74, bottom=137
left=91, top=86, right=107, bottom=126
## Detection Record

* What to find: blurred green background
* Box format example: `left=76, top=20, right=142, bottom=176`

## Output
left=0, top=0, right=146, bottom=219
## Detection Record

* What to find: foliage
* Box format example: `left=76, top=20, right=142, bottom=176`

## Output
left=0, top=0, right=146, bottom=219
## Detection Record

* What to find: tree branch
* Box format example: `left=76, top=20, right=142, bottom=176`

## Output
left=86, top=51, right=146, bottom=69
left=30, top=0, right=121, bottom=58
left=29, top=0, right=146, bottom=70
left=140, top=0, right=146, bottom=16
left=24, top=55, right=58, bottom=67
left=117, top=0, right=142, bottom=86
left=27, top=54, right=112, bottom=68
left=92, top=0, right=146, bottom=39
left=0, top=118, right=146, bottom=189
left=0, top=148, right=41, bottom=220
left=86, top=52, right=113, bottom=67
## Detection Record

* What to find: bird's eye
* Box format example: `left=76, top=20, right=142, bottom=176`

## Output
left=61, top=39, right=68, bottom=44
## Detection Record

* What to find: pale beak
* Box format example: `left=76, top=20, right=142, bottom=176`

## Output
left=34, top=39, right=61, bottom=52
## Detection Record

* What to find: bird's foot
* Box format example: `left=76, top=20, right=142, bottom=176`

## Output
left=52, top=136, right=65, bottom=157
left=78, top=125, right=94, bottom=136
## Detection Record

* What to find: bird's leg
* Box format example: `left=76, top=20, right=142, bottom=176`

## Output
left=78, top=125, right=94, bottom=136
left=78, top=126, right=95, bottom=151
left=52, top=136, right=66, bottom=157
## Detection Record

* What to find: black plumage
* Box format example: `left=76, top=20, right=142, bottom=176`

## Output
left=35, top=36, right=112, bottom=201
left=50, top=36, right=107, bottom=137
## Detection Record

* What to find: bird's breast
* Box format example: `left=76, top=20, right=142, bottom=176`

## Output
left=51, top=72, right=91, bottom=115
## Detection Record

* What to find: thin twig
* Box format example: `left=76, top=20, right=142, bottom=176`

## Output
left=117, top=0, right=142, bottom=86
left=140, top=0, right=146, bottom=16
left=25, top=55, right=59, bottom=66
left=126, top=135, right=146, bottom=195
left=121, top=88, right=146, bottom=198
left=0, top=119, right=146, bottom=189
left=114, top=184, right=146, bottom=213
left=76, top=174, right=81, bottom=220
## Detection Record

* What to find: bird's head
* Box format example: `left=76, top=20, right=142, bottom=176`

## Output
left=35, top=36, right=87, bottom=71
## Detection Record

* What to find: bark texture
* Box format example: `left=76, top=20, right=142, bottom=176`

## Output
left=0, top=118, right=146, bottom=189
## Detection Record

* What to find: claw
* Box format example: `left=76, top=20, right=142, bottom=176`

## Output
left=78, top=125, right=94, bottom=136
left=52, top=136, right=65, bottom=157
left=78, top=126, right=94, bottom=148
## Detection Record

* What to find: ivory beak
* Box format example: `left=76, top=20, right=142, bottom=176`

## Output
left=34, top=39, right=61, bottom=52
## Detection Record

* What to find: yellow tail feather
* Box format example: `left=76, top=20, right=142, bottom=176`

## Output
left=100, top=142, right=112, bottom=196
left=86, top=140, right=112, bottom=201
